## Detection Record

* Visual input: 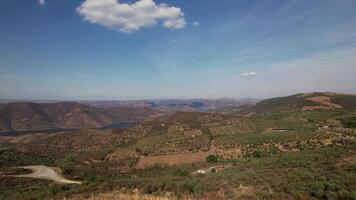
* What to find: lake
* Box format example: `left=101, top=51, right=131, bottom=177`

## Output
left=100, top=122, right=137, bottom=130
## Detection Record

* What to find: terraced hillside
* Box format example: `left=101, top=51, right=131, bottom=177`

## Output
left=0, top=93, right=355, bottom=200
left=222, top=92, right=356, bottom=116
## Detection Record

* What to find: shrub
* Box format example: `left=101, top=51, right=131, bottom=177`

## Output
left=341, top=117, right=356, bottom=128
left=173, top=169, right=189, bottom=177
left=306, top=181, right=356, bottom=200
left=252, top=150, right=264, bottom=158
left=206, top=155, right=219, bottom=162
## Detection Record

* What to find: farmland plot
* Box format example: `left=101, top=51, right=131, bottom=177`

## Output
left=135, top=132, right=210, bottom=155
left=213, top=130, right=337, bottom=149
left=209, top=125, right=251, bottom=136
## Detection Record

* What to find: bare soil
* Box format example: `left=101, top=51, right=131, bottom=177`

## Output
left=135, top=152, right=209, bottom=169
left=12, top=165, right=82, bottom=184
left=302, top=96, right=343, bottom=111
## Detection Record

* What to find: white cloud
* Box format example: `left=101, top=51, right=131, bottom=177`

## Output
left=77, top=0, right=186, bottom=33
left=230, top=47, right=356, bottom=98
left=193, top=21, right=199, bottom=26
left=241, top=71, right=257, bottom=77
left=38, top=0, right=46, bottom=6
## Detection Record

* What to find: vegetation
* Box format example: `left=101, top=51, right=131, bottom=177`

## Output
left=206, top=155, right=219, bottom=162
left=0, top=93, right=355, bottom=200
left=341, top=116, right=356, bottom=128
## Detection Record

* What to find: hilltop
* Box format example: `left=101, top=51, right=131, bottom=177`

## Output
left=218, top=92, right=356, bottom=116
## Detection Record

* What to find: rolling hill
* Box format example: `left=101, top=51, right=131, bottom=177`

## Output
left=0, top=102, right=162, bottom=132
left=0, top=92, right=355, bottom=200
left=220, top=92, right=356, bottom=116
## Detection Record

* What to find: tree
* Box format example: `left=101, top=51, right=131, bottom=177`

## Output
left=206, top=155, right=219, bottom=162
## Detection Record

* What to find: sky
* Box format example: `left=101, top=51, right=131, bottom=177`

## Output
left=0, top=0, right=356, bottom=100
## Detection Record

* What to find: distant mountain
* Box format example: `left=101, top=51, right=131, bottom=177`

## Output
left=0, top=102, right=162, bottom=132
left=85, top=98, right=258, bottom=113
left=221, top=92, right=356, bottom=116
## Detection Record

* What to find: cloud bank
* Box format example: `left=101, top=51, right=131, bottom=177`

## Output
left=241, top=71, right=256, bottom=77
left=77, top=0, right=186, bottom=33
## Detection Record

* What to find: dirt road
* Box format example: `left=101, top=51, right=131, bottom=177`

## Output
left=14, top=165, right=81, bottom=184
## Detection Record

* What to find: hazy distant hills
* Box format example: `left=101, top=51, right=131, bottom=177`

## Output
left=84, top=98, right=258, bottom=112
left=3, top=93, right=353, bottom=132
left=0, top=98, right=257, bottom=132
left=0, top=102, right=161, bottom=132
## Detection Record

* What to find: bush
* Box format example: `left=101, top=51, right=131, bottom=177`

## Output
left=342, top=117, right=356, bottom=128
left=252, top=150, right=264, bottom=158
left=173, top=169, right=189, bottom=177
left=206, top=155, right=219, bottom=162
left=306, top=181, right=356, bottom=200
left=182, top=181, right=204, bottom=194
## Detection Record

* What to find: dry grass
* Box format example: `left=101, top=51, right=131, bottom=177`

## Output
left=210, top=145, right=242, bottom=159
left=7, top=133, right=54, bottom=144
left=0, top=136, right=12, bottom=143
left=66, top=190, right=239, bottom=200
left=184, top=129, right=203, bottom=137
left=67, top=191, right=178, bottom=200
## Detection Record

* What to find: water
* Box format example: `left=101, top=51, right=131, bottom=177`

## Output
left=0, top=128, right=74, bottom=137
left=101, top=122, right=137, bottom=130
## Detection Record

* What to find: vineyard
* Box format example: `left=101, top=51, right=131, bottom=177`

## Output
left=212, top=129, right=336, bottom=149
left=167, top=125, right=185, bottom=132
left=106, top=147, right=138, bottom=161
left=209, top=126, right=236, bottom=136
left=331, top=127, right=356, bottom=137
left=117, top=125, right=153, bottom=139
left=209, top=125, right=251, bottom=136
left=198, top=114, right=224, bottom=124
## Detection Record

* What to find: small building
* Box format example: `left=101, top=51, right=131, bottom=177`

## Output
left=197, top=170, right=207, bottom=174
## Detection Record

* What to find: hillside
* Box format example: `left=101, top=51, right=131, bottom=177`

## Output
left=0, top=102, right=162, bottom=132
left=0, top=93, right=355, bottom=200
left=221, top=92, right=356, bottom=116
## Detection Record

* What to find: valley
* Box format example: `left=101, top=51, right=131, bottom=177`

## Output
left=0, top=102, right=162, bottom=133
left=0, top=92, right=355, bottom=199
left=2, top=1, right=356, bottom=199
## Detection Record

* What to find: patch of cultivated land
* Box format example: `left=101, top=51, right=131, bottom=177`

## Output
left=135, top=151, right=209, bottom=169
left=302, top=96, right=343, bottom=111
left=13, top=165, right=81, bottom=184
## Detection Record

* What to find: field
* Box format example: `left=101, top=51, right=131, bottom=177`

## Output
left=135, top=152, right=209, bottom=169
left=212, top=129, right=336, bottom=148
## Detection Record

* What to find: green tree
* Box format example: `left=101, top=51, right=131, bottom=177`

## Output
left=206, top=155, right=219, bottom=162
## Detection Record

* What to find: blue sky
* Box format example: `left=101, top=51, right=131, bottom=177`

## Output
left=0, top=0, right=356, bottom=100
